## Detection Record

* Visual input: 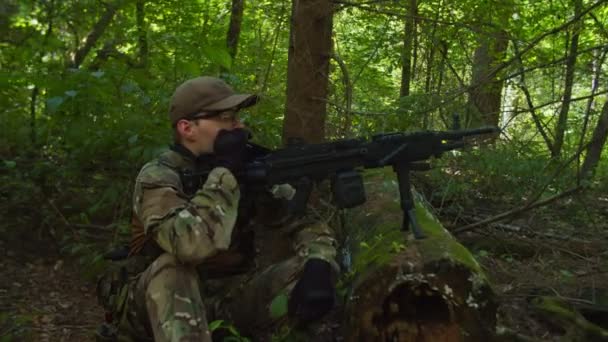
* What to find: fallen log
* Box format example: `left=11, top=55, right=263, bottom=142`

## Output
left=340, top=191, right=497, bottom=341
left=531, top=296, right=608, bottom=341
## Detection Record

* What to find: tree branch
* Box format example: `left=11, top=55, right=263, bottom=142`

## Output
left=434, top=0, right=607, bottom=117
left=453, top=186, right=582, bottom=234
left=507, top=89, right=608, bottom=117
left=71, top=3, right=118, bottom=68
left=331, top=52, right=354, bottom=137
left=501, top=44, right=607, bottom=84
left=483, top=0, right=603, bottom=86
left=513, top=41, right=555, bottom=152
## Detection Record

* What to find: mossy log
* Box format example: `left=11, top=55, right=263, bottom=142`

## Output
left=531, top=296, right=608, bottom=341
left=339, top=192, right=497, bottom=341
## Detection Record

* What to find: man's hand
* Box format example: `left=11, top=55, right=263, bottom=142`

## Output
left=288, top=258, right=335, bottom=322
left=213, top=128, right=249, bottom=173
left=270, top=183, right=296, bottom=200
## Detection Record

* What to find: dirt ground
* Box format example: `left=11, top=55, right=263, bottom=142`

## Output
left=1, top=192, right=607, bottom=341
left=453, top=193, right=608, bottom=340
left=0, top=238, right=101, bottom=342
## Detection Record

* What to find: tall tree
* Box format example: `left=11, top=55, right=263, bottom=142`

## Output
left=225, top=0, right=245, bottom=72
left=136, top=0, right=148, bottom=68
left=581, top=99, right=608, bottom=179
left=283, top=0, right=334, bottom=144
left=71, top=3, right=119, bottom=68
left=552, top=0, right=583, bottom=157
left=400, top=0, right=417, bottom=98
left=465, top=1, right=511, bottom=128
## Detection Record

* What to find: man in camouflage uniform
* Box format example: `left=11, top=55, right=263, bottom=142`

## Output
left=100, top=76, right=339, bottom=341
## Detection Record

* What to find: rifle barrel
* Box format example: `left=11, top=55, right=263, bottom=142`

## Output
left=439, top=126, right=500, bottom=140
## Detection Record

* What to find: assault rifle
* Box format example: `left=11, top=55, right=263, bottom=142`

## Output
left=182, top=126, right=499, bottom=240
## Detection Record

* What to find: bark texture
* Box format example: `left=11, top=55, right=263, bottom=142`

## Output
left=581, top=99, right=608, bottom=179
left=283, top=0, right=334, bottom=144
left=466, top=1, right=511, bottom=130
left=136, top=0, right=148, bottom=68
left=553, top=0, right=582, bottom=157
left=400, top=0, right=417, bottom=98
left=226, top=0, right=245, bottom=62
left=467, top=30, right=509, bottom=128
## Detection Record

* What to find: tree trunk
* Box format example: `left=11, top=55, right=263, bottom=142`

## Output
left=514, top=41, right=554, bottom=153
left=581, top=99, right=608, bottom=179
left=466, top=1, right=510, bottom=130
left=30, top=86, right=38, bottom=145
left=71, top=3, right=118, bottom=68
left=31, top=0, right=55, bottom=145
left=400, top=0, right=417, bottom=98
left=466, top=30, right=509, bottom=129
left=341, top=190, right=496, bottom=341
left=553, top=0, right=583, bottom=158
left=331, top=52, right=353, bottom=137
left=437, top=41, right=447, bottom=95
left=283, top=0, right=334, bottom=144
left=259, top=1, right=288, bottom=94
left=136, top=0, right=148, bottom=68
left=422, top=0, right=442, bottom=129
left=224, top=0, right=245, bottom=72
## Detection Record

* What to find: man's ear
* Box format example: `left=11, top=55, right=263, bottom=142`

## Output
left=176, top=120, right=193, bottom=141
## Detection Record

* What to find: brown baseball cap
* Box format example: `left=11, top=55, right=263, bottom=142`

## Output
left=169, top=76, right=259, bottom=125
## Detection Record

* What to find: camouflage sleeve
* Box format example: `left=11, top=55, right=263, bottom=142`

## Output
left=290, top=219, right=341, bottom=273
left=133, top=163, right=240, bottom=265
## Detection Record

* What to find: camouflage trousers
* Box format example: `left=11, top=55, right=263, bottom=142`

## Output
left=115, top=220, right=339, bottom=342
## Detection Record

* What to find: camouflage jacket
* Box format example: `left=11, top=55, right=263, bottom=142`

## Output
left=131, top=146, right=248, bottom=267
left=130, top=145, right=338, bottom=275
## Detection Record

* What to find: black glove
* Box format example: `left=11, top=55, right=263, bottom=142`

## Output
left=213, top=128, right=249, bottom=173
left=288, top=258, right=336, bottom=322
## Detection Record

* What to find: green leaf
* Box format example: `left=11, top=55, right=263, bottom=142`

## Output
left=70, top=244, right=84, bottom=255
left=128, top=146, right=145, bottom=160
left=120, top=83, right=137, bottom=94
left=269, top=293, right=288, bottom=319
left=91, top=253, right=104, bottom=265
left=228, top=326, right=239, bottom=336
left=128, top=134, right=139, bottom=145
left=208, top=320, right=224, bottom=331
left=477, top=250, right=489, bottom=257
left=65, top=90, right=77, bottom=97
left=202, top=45, right=232, bottom=69
left=46, top=96, right=65, bottom=113
left=3, top=160, right=16, bottom=169
left=180, top=60, right=200, bottom=76
left=224, top=337, right=244, bottom=342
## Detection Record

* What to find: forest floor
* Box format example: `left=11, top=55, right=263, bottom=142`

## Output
left=0, top=236, right=101, bottom=341
left=1, top=191, right=607, bottom=341
left=449, top=191, right=608, bottom=340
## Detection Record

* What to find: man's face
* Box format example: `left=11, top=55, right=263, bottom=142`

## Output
left=176, top=109, right=246, bottom=155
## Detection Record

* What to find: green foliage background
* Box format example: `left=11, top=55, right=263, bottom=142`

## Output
left=1, top=0, right=607, bottom=272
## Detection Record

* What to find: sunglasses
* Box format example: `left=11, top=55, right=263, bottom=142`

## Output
left=188, top=109, right=241, bottom=124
